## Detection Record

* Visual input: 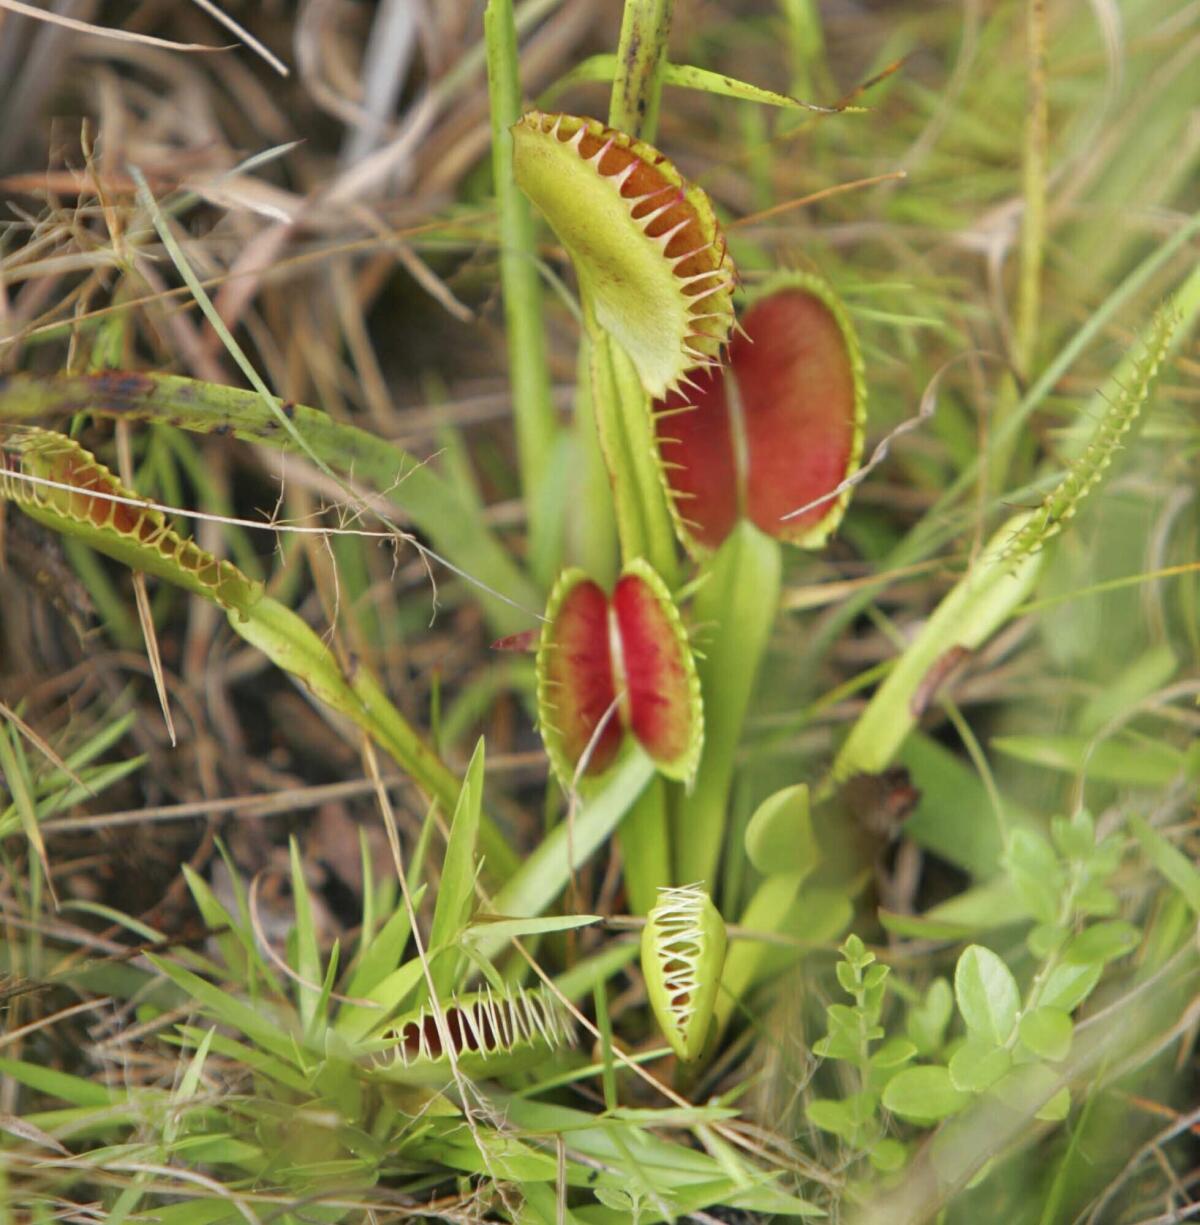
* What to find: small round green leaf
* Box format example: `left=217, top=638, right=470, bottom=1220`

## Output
left=870, top=1037, right=918, bottom=1070
left=906, top=978, right=953, bottom=1056
left=1039, top=962, right=1102, bottom=1013
left=1075, top=882, right=1119, bottom=917
left=1051, top=810, right=1095, bottom=860
left=869, top=1138, right=908, bottom=1173
left=1027, top=923, right=1068, bottom=959
left=948, top=1038, right=1012, bottom=1093
left=1035, top=1086, right=1071, bottom=1122
left=1005, top=829, right=1063, bottom=924
left=954, top=945, right=1020, bottom=1044
left=882, top=1066, right=972, bottom=1123
left=1018, top=1006, right=1073, bottom=1061
left=807, top=1094, right=873, bottom=1140
left=1064, top=920, right=1140, bottom=965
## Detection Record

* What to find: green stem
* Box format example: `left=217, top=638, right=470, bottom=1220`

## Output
left=1015, top=0, right=1048, bottom=378
left=987, top=0, right=1048, bottom=495
left=618, top=775, right=671, bottom=915
left=608, top=0, right=675, bottom=140
left=485, top=0, right=561, bottom=588
left=829, top=512, right=1044, bottom=791
left=673, top=523, right=780, bottom=888
left=569, top=336, right=618, bottom=586
left=589, top=322, right=679, bottom=585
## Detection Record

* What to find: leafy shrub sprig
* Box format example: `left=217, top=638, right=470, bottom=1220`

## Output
left=810, top=809, right=1135, bottom=1176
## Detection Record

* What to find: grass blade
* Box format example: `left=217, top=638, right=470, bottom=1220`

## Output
left=485, top=0, right=561, bottom=587
left=426, top=737, right=486, bottom=997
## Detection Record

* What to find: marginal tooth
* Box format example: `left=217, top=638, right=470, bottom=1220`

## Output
left=653, top=402, right=699, bottom=420
left=523, top=988, right=546, bottom=1042
left=670, top=240, right=719, bottom=265
left=667, top=488, right=699, bottom=502
left=509, top=988, right=531, bottom=1042
left=485, top=988, right=505, bottom=1050
left=528, top=994, right=552, bottom=1043
left=460, top=1001, right=485, bottom=1055
left=684, top=279, right=734, bottom=305
left=670, top=371, right=706, bottom=394
left=626, top=179, right=675, bottom=207
left=732, top=317, right=753, bottom=341
left=677, top=268, right=725, bottom=287
left=546, top=1000, right=565, bottom=1044
left=487, top=991, right=508, bottom=1050
left=500, top=996, right=519, bottom=1045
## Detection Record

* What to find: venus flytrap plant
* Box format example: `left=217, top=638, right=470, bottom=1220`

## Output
left=511, top=3, right=871, bottom=933
left=1, top=427, right=261, bottom=616
left=130, top=826, right=584, bottom=1209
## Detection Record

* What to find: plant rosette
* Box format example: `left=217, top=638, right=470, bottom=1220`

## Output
left=536, top=559, right=703, bottom=786
left=653, top=271, right=867, bottom=554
